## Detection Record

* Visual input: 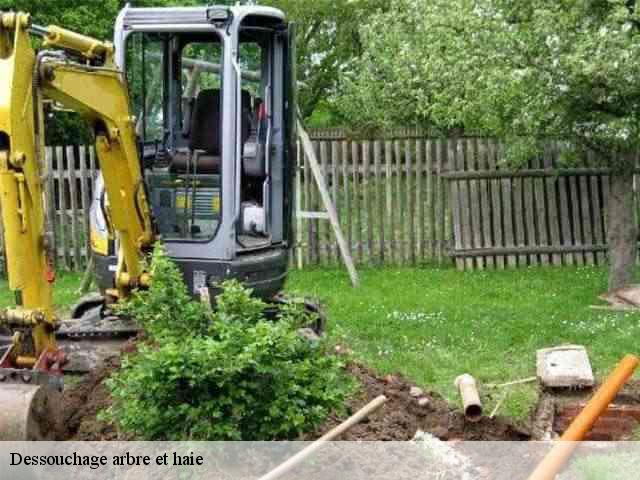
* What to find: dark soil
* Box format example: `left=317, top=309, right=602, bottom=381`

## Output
left=58, top=357, right=121, bottom=440
left=309, top=364, right=530, bottom=441
left=58, top=355, right=530, bottom=441
left=58, top=338, right=140, bottom=440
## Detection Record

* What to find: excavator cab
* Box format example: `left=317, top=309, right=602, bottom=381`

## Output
left=0, top=5, right=296, bottom=439
left=89, top=5, right=297, bottom=302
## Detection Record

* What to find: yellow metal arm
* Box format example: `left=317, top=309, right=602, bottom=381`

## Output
left=0, top=12, right=56, bottom=362
left=0, top=12, right=155, bottom=365
left=41, top=62, right=155, bottom=298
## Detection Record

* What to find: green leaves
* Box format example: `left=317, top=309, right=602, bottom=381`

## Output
left=337, top=0, right=640, bottom=166
left=103, top=245, right=352, bottom=440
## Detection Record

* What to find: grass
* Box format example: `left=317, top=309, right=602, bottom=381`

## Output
left=0, top=272, right=83, bottom=315
left=1, top=265, right=638, bottom=422
left=285, top=265, right=640, bottom=421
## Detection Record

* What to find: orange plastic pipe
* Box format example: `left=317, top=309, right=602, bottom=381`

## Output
left=528, top=354, right=639, bottom=480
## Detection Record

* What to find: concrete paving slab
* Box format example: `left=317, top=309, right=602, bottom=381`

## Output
left=537, top=345, right=594, bottom=388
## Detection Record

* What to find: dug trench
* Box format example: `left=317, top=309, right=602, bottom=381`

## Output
left=532, top=382, right=640, bottom=441
left=55, top=348, right=530, bottom=441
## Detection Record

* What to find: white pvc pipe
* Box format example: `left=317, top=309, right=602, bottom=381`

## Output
left=455, top=374, right=483, bottom=422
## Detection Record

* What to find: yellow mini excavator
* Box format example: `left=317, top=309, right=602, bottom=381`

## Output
left=0, top=5, right=298, bottom=439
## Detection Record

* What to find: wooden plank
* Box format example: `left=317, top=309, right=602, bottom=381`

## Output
left=590, top=174, right=606, bottom=265
left=44, top=147, right=57, bottom=270
left=405, top=140, right=416, bottom=265
left=466, top=139, right=484, bottom=270
left=56, top=146, right=69, bottom=270
left=449, top=140, right=464, bottom=270
left=89, top=146, right=97, bottom=178
left=568, top=172, right=585, bottom=266
left=451, top=244, right=608, bottom=257
left=426, top=140, right=435, bottom=261
left=394, top=140, right=406, bottom=264
left=602, top=172, right=610, bottom=265
left=441, top=167, right=640, bottom=180
left=580, top=174, right=596, bottom=265
left=298, top=122, right=359, bottom=287
left=363, top=140, right=374, bottom=263
left=555, top=142, right=574, bottom=266
left=331, top=141, right=340, bottom=263
left=385, top=141, right=395, bottom=264
left=299, top=211, right=330, bottom=220
left=66, top=146, right=82, bottom=269
left=511, top=175, right=527, bottom=267
left=583, top=144, right=600, bottom=266
left=487, top=140, right=505, bottom=269
left=557, top=174, right=575, bottom=267
left=477, top=139, right=495, bottom=268
left=532, top=153, right=550, bottom=266
left=352, top=141, right=363, bottom=263
left=79, top=146, right=91, bottom=262
left=319, top=141, right=331, bottom=264
left=416, top=139, right=425, bottom=262
left=457, top=139, right=474, bottom=270
left=311, top=141, right=321, bottom=264
left=496, top=143, right=517, bottom=268
left=295, top=140, right=303, bottom=269
left=342, top=141, right=352, bottom=266
left=435, top=139, right=446, bottom=264
left=544, top=144, right=563, bottom=266
left=303, top=142, right=312, bottom=265
left=374, top=140, right=385, bottom=263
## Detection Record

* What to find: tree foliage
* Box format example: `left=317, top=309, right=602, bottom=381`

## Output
left=338, top=0, right=640, bottom=165
left=261, top=0, right=388, bottom=120
left=1, top=1, right=379, bottom=128
left=339, top=0, right=640, bottom=290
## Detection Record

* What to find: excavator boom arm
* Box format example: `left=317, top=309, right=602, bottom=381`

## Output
left=0, top=12, right=154, bottom=368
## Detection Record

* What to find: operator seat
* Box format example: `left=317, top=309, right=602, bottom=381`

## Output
left=171, top=88, right=256, bottom=175
left=171, top=88, right=222, bottom=174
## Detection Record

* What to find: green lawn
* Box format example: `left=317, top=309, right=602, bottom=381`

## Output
left=0, top=272, right=82, bottom=315
left=1, top=265, right=638, bottom=422
left=286, top=265, right=640, bottom=420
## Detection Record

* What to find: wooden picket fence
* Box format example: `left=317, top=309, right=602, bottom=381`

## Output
left=444, top=140, right=615, bottom=270
left=294, top=132, right=451, bottom=267
left=295, top=132, right=636, bottom=270
left=46, top=145, right=99, bottom=270
left=0, top=130, right=634, bottom=274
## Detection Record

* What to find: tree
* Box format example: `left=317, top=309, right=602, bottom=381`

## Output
left=2, top=1, right=380, bottom=128
left=0, top=0, right=126, bottom=144
left=0, top=0, right=123, bottom=39
left=260, top=0, right=387, bottom=120
left=338, top=0, right=640, bottom=292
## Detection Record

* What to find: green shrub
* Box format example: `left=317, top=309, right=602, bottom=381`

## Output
left=102, top=245, right=352, bottom=440
left=115, top=244, right=213, bottom=339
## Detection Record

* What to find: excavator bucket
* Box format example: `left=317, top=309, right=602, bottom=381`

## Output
left=0, top=384, right=58, bottom=440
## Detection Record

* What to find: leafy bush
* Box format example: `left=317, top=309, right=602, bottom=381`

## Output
left=115, top=244, right=213, bottom=339
left=103, top=245, right=352, bottom=440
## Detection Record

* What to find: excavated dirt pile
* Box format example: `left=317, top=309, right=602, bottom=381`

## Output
left=311, top=364, right=530, bottom=441
left=59, top=353, right=529, bottom=441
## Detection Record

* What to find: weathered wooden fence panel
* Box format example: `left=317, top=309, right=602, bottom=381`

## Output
left=294, top=133, right=634, bottom=271
left=443, top=141, right=617, bottom=270
left=0, top=133, right=633, bottom=274
left=294, top=132, right=452, bottom=267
